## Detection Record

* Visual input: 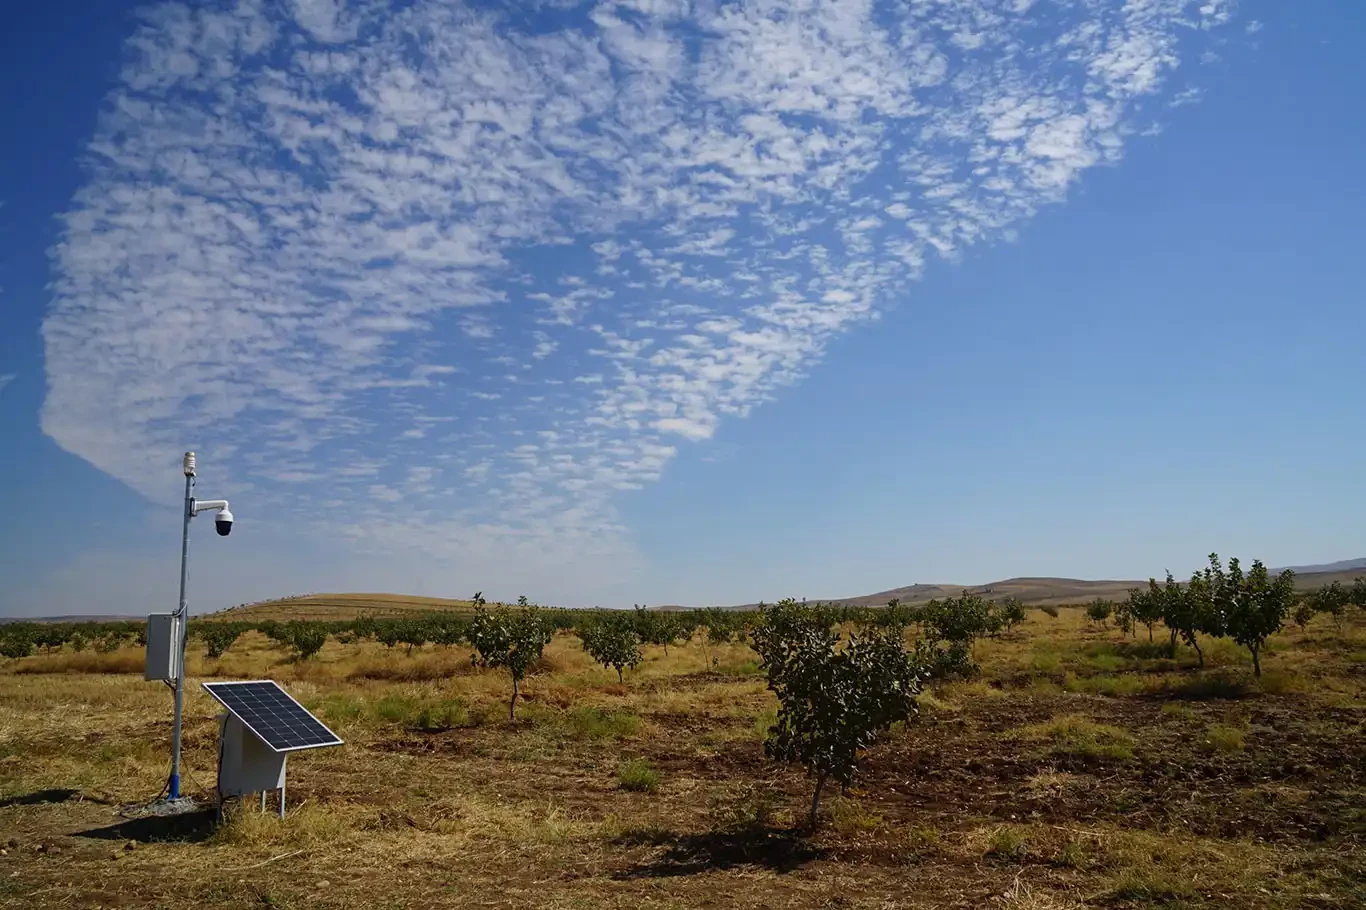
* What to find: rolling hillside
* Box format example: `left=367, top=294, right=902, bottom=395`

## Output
left=209, top=562, right=1366, bottom=620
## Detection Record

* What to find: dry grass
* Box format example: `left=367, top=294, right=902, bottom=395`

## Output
left=1007, top=713, right=1136, bottom=762
left=1, top=609, right=1362, bottom=909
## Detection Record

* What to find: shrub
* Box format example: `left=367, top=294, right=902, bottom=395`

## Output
left=467, top=606, right=553, bottom=721
left=751, top=599, right=922, bottom=828
left=1038, top=604, right=1059, bottom=619
left=617, top=758, right=660, bottom=792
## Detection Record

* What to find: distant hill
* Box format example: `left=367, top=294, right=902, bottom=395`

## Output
left=1276, top=558, right=1366, bottom=574
left=9, top=561, right=1363, bottom=624
left=206, top=592, right=479, bottom=622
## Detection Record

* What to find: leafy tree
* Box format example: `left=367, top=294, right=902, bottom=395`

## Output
left=375, top=621, right=404, bottom=650
left=579, top=617, right=642, bottom=682
left=1291, top=600, right=1316, bottom=631
left=750, top=601, right=922, bottom=828
left=285, top=621, right=327, bottom=660
left=398, top=619, right=429, bottom=656
left=199, top=625, right=242, bottom=659
left=0, top=627, right=33, bottom=660
left=997, top=597, right=1027, bottom=633
left=634, top=606, right=684, bottom=656
left=1150, top=569, right=1219, bottom=666
left=1085, top=598, right=1113, bottom=629
left=1308, top=582, right=1350, bottom=632
left=517, top=595, right=530, bottom=607
left=1124, top=586, right=1165, bottom=642
left=1221, top=558, right=1295, bottom=678
left=701, top=607, right=735, bottom=667
left=471, top=591, right=486, bottom=608
left=466, top=607, right=553, bottom=720
left=921, top=594, right=994, bottom=647
left=1352, top=579, right=1366, bottom=612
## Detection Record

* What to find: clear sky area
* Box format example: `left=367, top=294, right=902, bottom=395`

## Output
left=2, top=1, right=1362, bottom=617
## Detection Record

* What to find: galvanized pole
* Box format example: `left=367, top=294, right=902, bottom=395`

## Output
left=169, top=453, right=196, bottom=800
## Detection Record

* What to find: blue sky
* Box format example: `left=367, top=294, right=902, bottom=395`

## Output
left=2, top=0, right=1363, bottom=617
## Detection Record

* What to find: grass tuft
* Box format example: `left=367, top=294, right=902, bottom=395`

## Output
left=1009, top=713, right=1135, bottom=762
left=617, top=758, right=660, bottom=792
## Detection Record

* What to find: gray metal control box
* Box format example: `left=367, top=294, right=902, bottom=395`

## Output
left=144, top=613, right=181, bottom=681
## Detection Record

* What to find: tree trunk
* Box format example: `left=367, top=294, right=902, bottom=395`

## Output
left=1147, top=625, right=1154, bottom=643
left=1168, top=628, right=1178, bottom=658
left=616, top=667, right=623, bottom=684
left=808, top=771, right=828, bottom=830
left=1192, top=637, right=1204, bottom=668
left=1251, top=645, right=1261, bottom=678
left=510, top=676, right=519, bottom=721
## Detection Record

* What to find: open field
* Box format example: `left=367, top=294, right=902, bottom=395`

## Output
left=1, top=608, right=1363, bottom=909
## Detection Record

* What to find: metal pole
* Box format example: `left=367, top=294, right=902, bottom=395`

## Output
left=169, top=460, right=195, bottom=800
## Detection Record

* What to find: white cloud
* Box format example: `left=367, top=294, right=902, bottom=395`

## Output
left=42, top=0, right=1237, bottom=600
left=0, top=374, right=14, bottom=394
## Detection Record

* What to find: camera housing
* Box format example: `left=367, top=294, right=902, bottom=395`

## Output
left=215, top=509, right=234, bottom=537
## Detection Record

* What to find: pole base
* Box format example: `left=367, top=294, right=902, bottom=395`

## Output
left=126, top=796, right=201, bottom=818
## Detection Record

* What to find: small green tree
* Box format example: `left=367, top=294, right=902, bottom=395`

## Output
left=1308, top=581, right=1349, bottom=632
left=701, top=607, right=735, bottom=667
left=997, top=597, right=1027, bottom=633
left=285, top=621, right=327, bottom=660
left=200, top=625, right=242, bottom=659
left=579, top=617, right=642, bottom=683
left=467, top=606, right=553, bottom=720
left=0, top=627, right=33, bottom=660
left=634, top=606, right=683, bottom=656
left=1124, top=586, right=1164, bottom=642
left=1222, top=558, right=1295, bottom=678
left=1085, top=598, right=1113, bottom=629
left=1291, top=599, right=1316, bottom=631
left=751, top=601, right=922, bottom=828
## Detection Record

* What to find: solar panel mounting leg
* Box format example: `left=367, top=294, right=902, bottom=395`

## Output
left=279, top=782, right=285, bottom=819
left=260, top=792, right=266, bottom=813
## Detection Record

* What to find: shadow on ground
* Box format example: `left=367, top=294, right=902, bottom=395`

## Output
left=75, top=808, right=218, bottom=844
left=0, top=788, right=84, bottom=809
left=611, top=826, right=827, bottom=878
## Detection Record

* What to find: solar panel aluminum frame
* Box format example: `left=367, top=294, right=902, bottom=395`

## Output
left=202, top=680, right=344, bottom=753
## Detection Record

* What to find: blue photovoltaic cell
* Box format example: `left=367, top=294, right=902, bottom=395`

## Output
left=202, top=680, right=343, bottom=752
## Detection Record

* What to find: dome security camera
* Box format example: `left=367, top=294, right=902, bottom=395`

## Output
left=215, top=509, right=234, bottom=537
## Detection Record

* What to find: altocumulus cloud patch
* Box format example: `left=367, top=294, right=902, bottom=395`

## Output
left=43, top=0, right=1235, bottom=573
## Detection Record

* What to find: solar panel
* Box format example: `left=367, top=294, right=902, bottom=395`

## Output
left=202, top=680, right=343, bottom=753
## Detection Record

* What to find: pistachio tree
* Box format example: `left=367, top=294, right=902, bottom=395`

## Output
left=1221, top=558, right=1295, bottom=678
left=467, top=606, right=553, bottom=720
left=579, top=616, right=642, bottom=683
left=751, top=600, right=922, bottom=828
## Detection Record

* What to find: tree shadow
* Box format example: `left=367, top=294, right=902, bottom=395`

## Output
left=611, top=826, right=827, bottom=879
left=0, top=788, right=82, bottom=808
left=74, top=808, right=218, bottom=844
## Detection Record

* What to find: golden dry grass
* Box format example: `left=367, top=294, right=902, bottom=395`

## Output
left=1, top=608, right=1362, bottom=909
